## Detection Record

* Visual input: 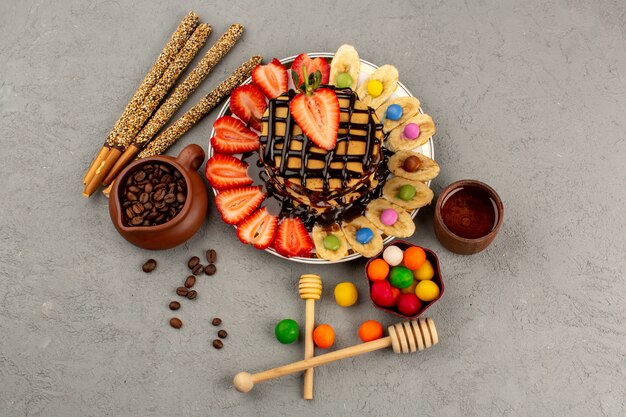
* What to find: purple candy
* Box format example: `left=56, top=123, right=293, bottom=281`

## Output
left=380, top=208, right=398, bottom=226
left=403, top=123, right=420, bottom=140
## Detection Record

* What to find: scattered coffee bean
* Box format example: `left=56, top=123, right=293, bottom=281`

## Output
left=187, top=256, right=200, bottom=269
left=184, top=275, right=196, bottom=289
left=206, top=249, right=217, bottom=264
left=176, top=286, right=189, bottom=297
left=212, top=318, right=222, bottom=326
left=204, top=264, right=216, bottom=276
left=212, top=339, right=223, bottom=349
left=217, top=330, right=228, bottom=339
left=187, top=290, right=197, bottom=300
left=170, top=317, right=183, bottom=329
left=192, top=263, right=204, bottom=275
left=169, top=301, right=181, bottom=311
left=142, top=259, right=157, bottom=273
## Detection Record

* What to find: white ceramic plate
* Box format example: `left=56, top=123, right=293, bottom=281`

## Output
left=208, top=53, right=435, bottom=264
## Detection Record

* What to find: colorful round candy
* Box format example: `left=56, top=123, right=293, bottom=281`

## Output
left=385, top=104, right=403, bottom=121
left=404, top=246, right=427, bottom=270
left=370, top=280, right=395, bottom=307
left=397, top=293, right=423, bottom=316
left=382, top=245, right=403, bottom=266
left=275, top=319, right=299, bottom=344
left=367, top=258, right=390, bottom=281
left=389, top=266, right=414, bottom=289
left=403, top=123, right=420, bottom=139
left=323, top=234, right=341, bottom=251
left=391, top=287, right=401, bottom=306
left=334, top=282, right=358, bottom=307
left=367, top=80, right=383, bottom=97
left=313, top=324, right=335, bottom=348
left=355, top=227, right=374, bottom=244
left=413, top=259, right=434, bottom=281
left=415, top=280, right=440, bottom=302
left=401, top=279, right=418, bottom=294
left=402, top=155, right=421, bottom=172
left=335, top=72, right=353, bottom=88
left=380, top=208, right=398, bottom=226
left=397, top=184, right=416, bottom=201
left=358, top=320, right=383, bottom=342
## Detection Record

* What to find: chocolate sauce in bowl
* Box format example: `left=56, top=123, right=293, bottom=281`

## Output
left=440, top=186, right=498, bottom=239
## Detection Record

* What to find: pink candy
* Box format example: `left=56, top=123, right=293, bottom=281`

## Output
left=380, top=208, right=398, bottom=226
left=402, top=123, right=420, bottom=140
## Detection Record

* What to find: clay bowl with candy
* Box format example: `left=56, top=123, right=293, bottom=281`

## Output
left=109, top=144, right=208, bottom=250
left=364, top=240, right=444, bottom=319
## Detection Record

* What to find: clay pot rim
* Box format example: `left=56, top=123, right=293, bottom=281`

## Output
left=112, top=155, right=192, bottom=233
left=434, top=179, right=504, bottom=244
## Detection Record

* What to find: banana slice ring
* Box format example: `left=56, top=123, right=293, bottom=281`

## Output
left=365, top=199, right=415, bottom=238
left=375, top=97, right=421, bottom=133
left=312, top=223, right=349, bottom=261
left=356, top=64, right=399, bottom=109
left=341, top=216, right=384, bottom=258
left=382, top=177, right=434, bottom=210
left=387, top=151, right=440, bottom=182
left=329, top=44, right=360, bottom=90
left=386, top=113, right=436, bottom=152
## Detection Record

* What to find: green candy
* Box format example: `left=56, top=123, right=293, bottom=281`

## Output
left=275, top=319, right=299, bottom=344
left=389, top=266, right=414, bottom=289
left=323, top=234, right=341, bottom=251
left=397, top=184, right=416, bottom=201
left=335, top=72, right=353, bottom=89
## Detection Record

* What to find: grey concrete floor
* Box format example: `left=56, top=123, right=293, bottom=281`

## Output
left=1, top=0, right=625, bottom=416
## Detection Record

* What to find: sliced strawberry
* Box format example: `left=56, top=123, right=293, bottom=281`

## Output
left=291, top=53, right=330, bottom=87
left=236, top=207, right=278, bottom=250
left=252, top=58, right=288, bottom=99
left=205, top=154, right=253, bottom=190
left=211, top=116, right=259, bottom=154
left=215, top=186, right=266, bottom=225
left=290, top=87, right=339, bottom=150
left=274, top=218, right=314, bottom=258
left=229, top=84, right=267, bottom=131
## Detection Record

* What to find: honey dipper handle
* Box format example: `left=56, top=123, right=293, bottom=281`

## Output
left=303, top=299, right=315, bottom=400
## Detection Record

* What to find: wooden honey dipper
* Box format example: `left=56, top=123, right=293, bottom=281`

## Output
left=234, top=317, right=438, bottom=393
left=298, top=274, right=322, bottom=400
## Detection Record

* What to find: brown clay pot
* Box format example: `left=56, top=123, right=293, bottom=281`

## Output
left=109, top=144, right=208, bottom=250
left=433, top=179, right=504, bottom=255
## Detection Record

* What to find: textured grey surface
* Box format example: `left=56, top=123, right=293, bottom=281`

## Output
left=0, top=0, right=625, bottom=416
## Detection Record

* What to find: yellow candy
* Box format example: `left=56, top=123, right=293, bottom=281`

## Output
left=413, top=260, right=435, bottom=281
left=401, top=279, right=418, bottom=294
left=334, top=282, right=358, bottom=307
left=367, top=80, right=384, bottom=97
left=415, top=280, right=440, bottom=302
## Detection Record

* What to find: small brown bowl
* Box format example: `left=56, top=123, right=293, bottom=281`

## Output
left=109, top=144, right=208, bottom=250
left=433, top=179, right=504, bottom=255
left=364, top=240, right=444, bottom=320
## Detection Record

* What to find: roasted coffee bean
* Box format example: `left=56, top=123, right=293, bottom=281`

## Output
left=139, top=192, right=149, bottom=204
left=153, top=188, right=166, bottom=201
left=176, top=193, right=186, bottom=204
left=192, top=264, right=204, bottom=275
left=125, top=207, right=135, bottom=219
left=132, top=202, right=144, bottom=214
left=128, top=185, right=140, bottom=193
left=155, top=214, right=165, bottom=224
left=186, top=290, right=197, bottom=300
left=130, top=216, right=144, bottom=226
left=170, top=318, right=183, bottom=329
left=217, top=330, right=228, bottom=339
left=142, top=259, right=157, bottom=273
left=144, top=183, right=153, bottom=193
left=122, top=200, right=131, bottom=208
left=187, top=256, right=200, bottom=269
left=212, top=318, right=222, bottom=326
left=184, top=275, right=196, bottom=289
left=204, top=264, right=216, bottom=275
left=147, top=212, right=158, bottom=221
left=134, top=170, right=146, bottom=182
left=161, top=174, right=172, bottom=183
left=206, top=249, right=217, bottom=263
left=164, top=193, right=176, bottom=204
left=126, top=192, right=138, bottom=201
left=174, top=169, right=182, bottom=179
left=143, top=202, right=153, bottom=210
left=176, top=286, right=189, bottom=297
left=160, top=164, right=171, bottom=173
left=169, top=301, right=180, bottom=311
left=212, top=339, right=223, bottom=349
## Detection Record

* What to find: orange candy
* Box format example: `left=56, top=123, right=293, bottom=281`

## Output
left=367, top=259, right=390, bottom=281
left=358, top=320, right=384, bottom=342
left=403, top=246, right=427, bottom=270
left=313, top=324, right=335, bottom=348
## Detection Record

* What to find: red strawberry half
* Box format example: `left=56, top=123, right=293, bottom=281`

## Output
left=236, top=207, right=278, bottom=250
left=291, top=53, right=330, bottom=87
left=205, top=154, right=253, bottom=190
left=229, top=84, right=267, bottom=132
left=274, top=217, right=314, bottom=258
left=215, top=186, right=266, bottom=225
left=252, top=58, right=288, bottom=99
left=211, top=116, right=259, bottom=154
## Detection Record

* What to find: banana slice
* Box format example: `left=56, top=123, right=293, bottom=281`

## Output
left=356, top=64, right=399, bottom=109
left=375, top=97, right=421, bottom=133
left=365, top=199, right=415, bottom=238
left=385, top=113, right=436, bottom=152
left=382, top=177, right=434, bottom=210
left=329, top=44, right=360, bottom=90
left=387, top=151, right=440, bottom=181
left=341, top=216, right=383, bottom=258
left=312, top=223, right=349, bottom=261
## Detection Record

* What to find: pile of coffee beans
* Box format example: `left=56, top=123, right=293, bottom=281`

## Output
left=212, top=317, right=228, bottom=349
left=121, top=162, right=187, bottom=227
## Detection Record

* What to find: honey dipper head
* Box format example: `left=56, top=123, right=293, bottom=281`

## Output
left=298, top=274, right=322, bottom=300
left=388, top=317, right=438, bottom=354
